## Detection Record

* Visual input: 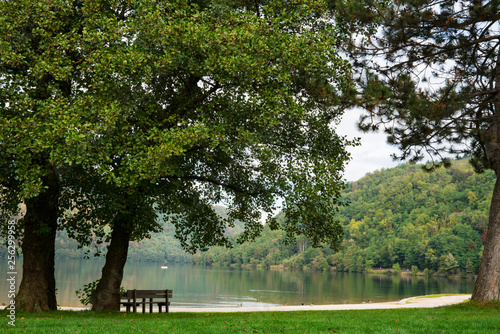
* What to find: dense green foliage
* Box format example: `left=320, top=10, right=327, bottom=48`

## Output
left=2, top=302, right=500, bottom=333
left=0, top=0, right=355, bottom=250
left=46, top=159, right=496, bottom=275
left=334, top=160, right=494, bottom=274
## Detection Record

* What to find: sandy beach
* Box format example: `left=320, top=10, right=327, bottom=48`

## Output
left=57, top=294, right=471, bottom=313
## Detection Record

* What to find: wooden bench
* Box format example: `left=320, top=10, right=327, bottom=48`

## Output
left=120, top=289, right=172, bottom=313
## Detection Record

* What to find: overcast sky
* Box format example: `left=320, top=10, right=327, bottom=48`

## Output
left=336, top=108, right=400, bottom=182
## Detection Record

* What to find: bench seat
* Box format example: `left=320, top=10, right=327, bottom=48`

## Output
left=120, top=289, right=172, bottom=313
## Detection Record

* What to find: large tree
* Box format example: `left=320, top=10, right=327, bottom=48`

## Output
left=87, top=0, right=358, bottom=311
left=1, top=0, right=356, bottom=312
left=342, top=0, right=500, bottom=301
left=0, top=0, right=92, bottom=311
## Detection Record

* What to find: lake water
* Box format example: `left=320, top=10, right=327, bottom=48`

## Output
left=1, top=259, right=475, bottom=308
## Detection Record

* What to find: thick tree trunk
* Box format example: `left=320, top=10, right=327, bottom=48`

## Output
left=16, top=170, right=60, bottom=312
left=471, top=54, right=500, bottom=302
left=471, top=175, right=500, bottom=302
left=92, top=217, right=132, bottom=311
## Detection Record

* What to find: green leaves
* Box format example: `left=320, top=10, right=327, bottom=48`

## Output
left=1, top=0, right=356, bottom=251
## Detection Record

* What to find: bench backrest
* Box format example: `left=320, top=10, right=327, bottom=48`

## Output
left=124, top=289, right=172, bottom=299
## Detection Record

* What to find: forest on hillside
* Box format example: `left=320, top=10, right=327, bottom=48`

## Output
left=335, top=159, right=493, bottom=274
left=188, top=160, right=495, bottom=275
left=3, top=159, right=494, bottom=275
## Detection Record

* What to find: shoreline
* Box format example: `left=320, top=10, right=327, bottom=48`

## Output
left=56, top=294, right=471, bottom=313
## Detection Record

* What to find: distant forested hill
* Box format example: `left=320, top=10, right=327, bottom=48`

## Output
left=334, top=159, right=494, bottom=274
left=42, top=159, right=496, bottom=274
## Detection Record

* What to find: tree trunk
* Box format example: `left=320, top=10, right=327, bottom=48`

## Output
left=471, top=52, right=500, bottom=303
left=472, top=119, right=500, bottom=303
left=16, top=170, right=60, bottom=312
left=92, top=217, right=132, bottom=311
left=471, top=175, right=500, bottom=302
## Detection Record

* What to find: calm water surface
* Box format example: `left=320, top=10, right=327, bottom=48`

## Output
left=1, top=259, right=475, bottom=307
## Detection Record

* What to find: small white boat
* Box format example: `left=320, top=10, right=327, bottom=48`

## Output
left=160, top=266, right=168, bottom=269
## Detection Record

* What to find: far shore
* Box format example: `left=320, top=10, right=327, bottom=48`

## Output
left=266, top=264, right=478, bottom=279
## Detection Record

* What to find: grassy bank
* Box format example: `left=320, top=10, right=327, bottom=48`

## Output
left=2, top=302, right=499, bottom=333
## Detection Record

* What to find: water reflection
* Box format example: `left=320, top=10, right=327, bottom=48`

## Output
left=0, top=259, right=475, bottom=307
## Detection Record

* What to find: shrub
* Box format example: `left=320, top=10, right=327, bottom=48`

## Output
left=76, top=280, right=100, bottom=306
left=411, top=265, right=419, bottom=276
left=76, top=280, right=126, bottom=307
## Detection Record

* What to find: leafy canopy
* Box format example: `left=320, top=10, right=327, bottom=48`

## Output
left=0, top=0, right=356, bottom=251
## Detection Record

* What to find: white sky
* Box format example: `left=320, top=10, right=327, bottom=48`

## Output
left=336, top=108, right=399, bottom=182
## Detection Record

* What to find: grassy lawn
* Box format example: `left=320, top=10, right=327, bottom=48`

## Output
left=2, top=302, right=499, bottom=333
left=415, top=294, right=469, bottom=299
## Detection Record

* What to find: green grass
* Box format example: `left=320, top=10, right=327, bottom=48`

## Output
left=2, top=302, right=499, bottom=333
left=415, top=294, right=469, bottom=299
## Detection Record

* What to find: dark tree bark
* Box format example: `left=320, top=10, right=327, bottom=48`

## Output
left=16, top=168, right=60, bottom=312
left=472, top=64, right=500, bottom=302
left=472, top=175, right=500, bottom=302
left=91, top=216, right=132, bottom=311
